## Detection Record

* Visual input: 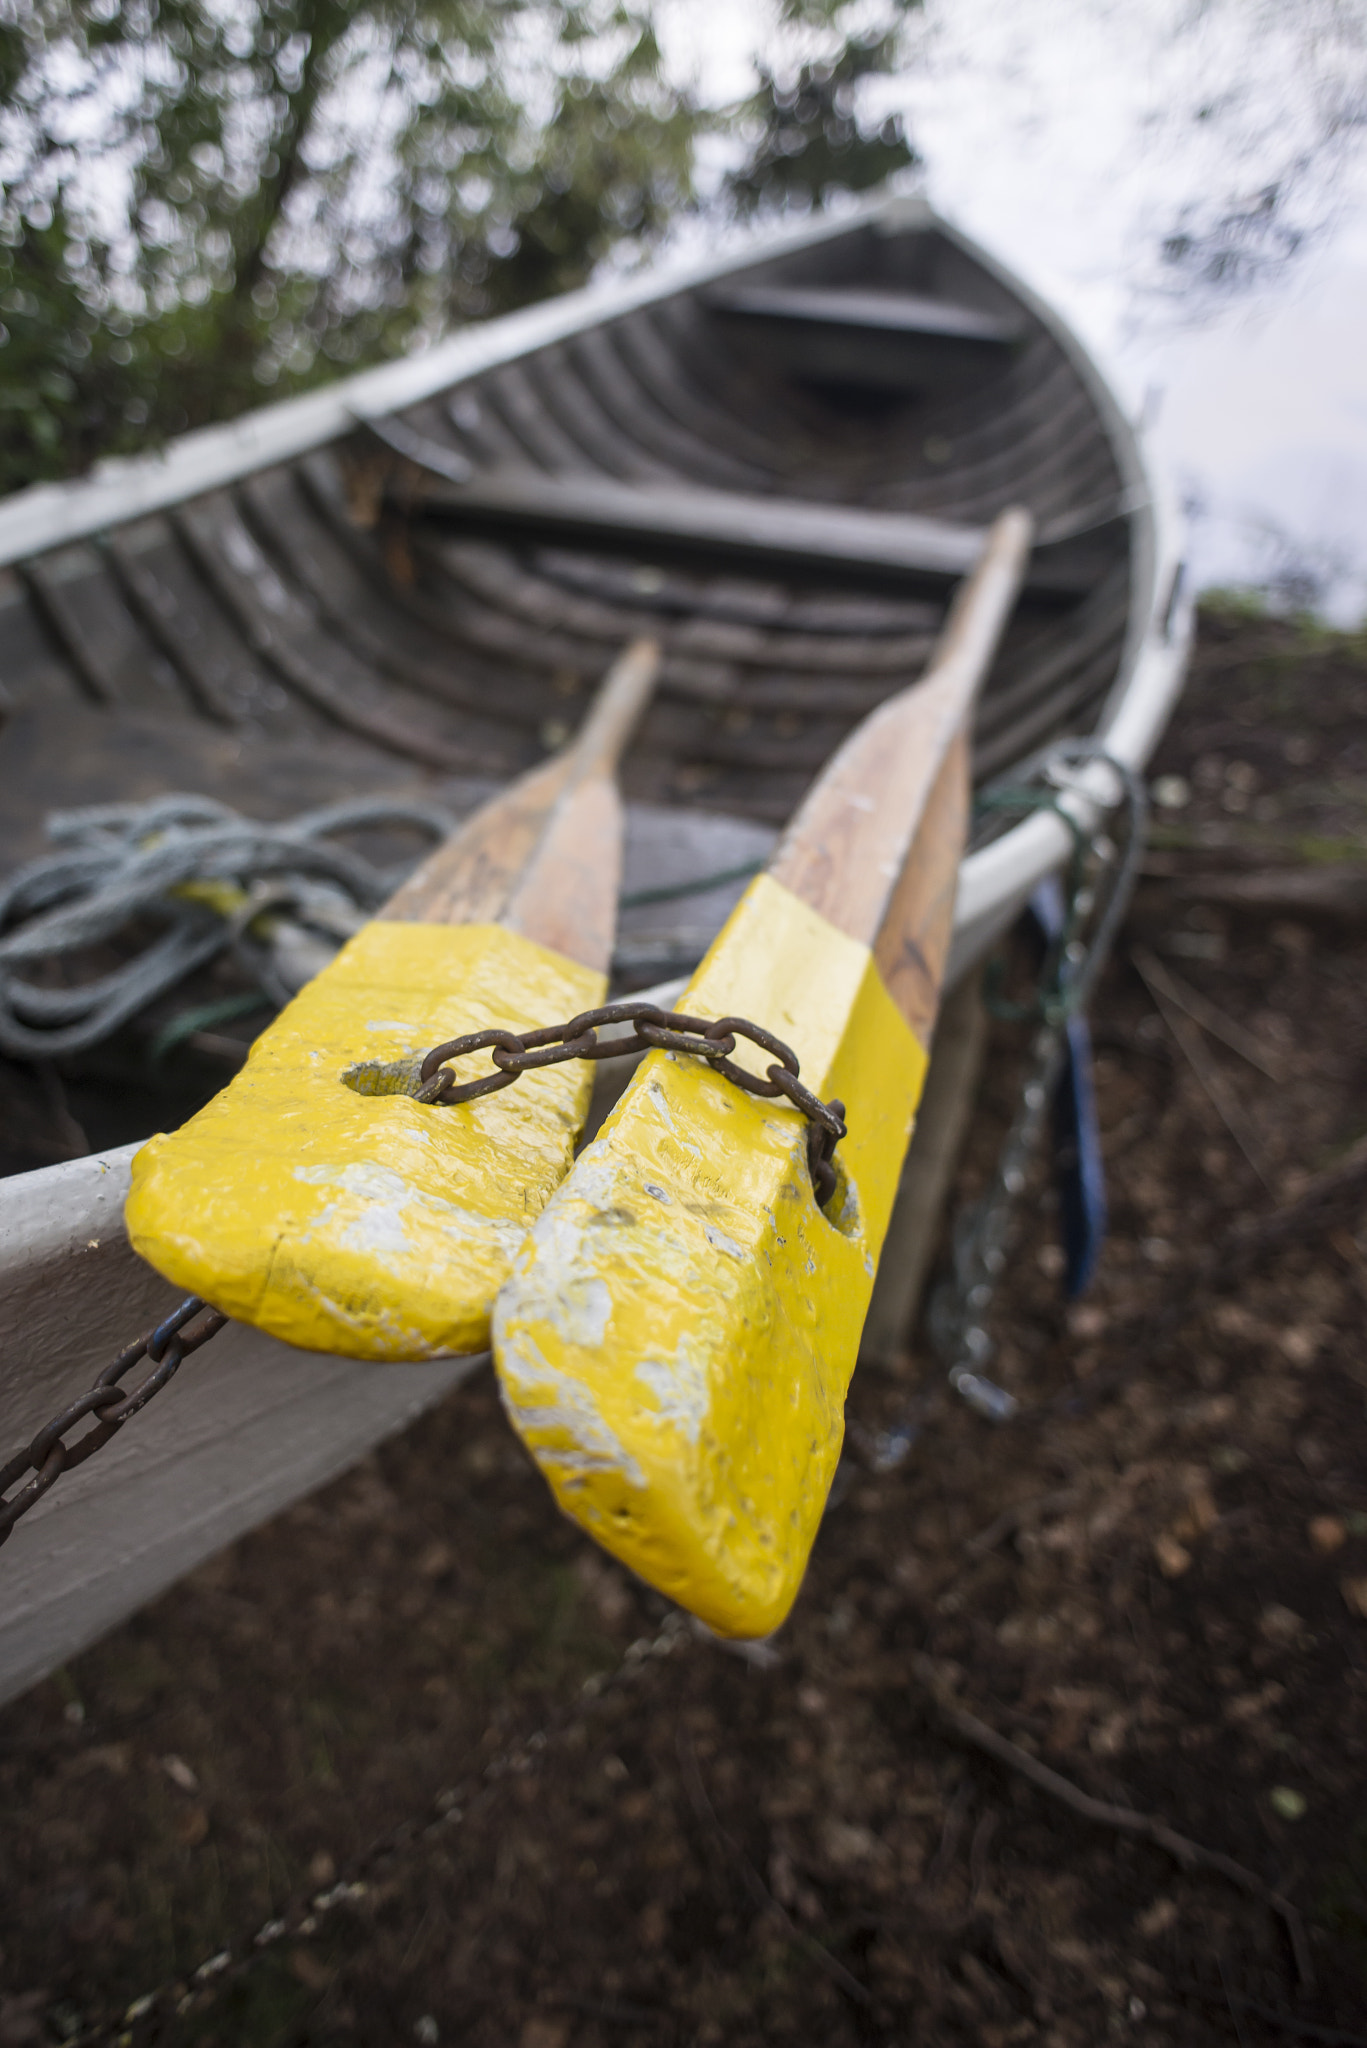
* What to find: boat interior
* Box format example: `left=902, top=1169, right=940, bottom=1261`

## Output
left=0, top=211, right=1149, bottom=1165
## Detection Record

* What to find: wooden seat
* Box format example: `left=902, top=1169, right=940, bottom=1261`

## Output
left=703, top=283, right=1022, bottom=396
left=705, top=283, right=1020, bottom=345
left=370, top=417, right=1096, bottom=601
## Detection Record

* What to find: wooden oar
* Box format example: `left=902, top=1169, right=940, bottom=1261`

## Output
left=492, top=511, right=1033, bottom=1637
left=125, top=639, right=660, bottom=1361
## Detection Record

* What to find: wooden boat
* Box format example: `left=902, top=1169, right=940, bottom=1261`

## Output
left=0, top=191, right=1191, bottom=1698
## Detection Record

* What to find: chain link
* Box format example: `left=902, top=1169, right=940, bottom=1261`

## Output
left=928, top=745, right=1148, bottom=1424
left=416, top=1001, right=848, bottom=1208
left=867, top=742, right=1150, bottom=1466
left=0, top=1297, right=227, bottom=1549
left=57, top=1608, right=693, bottom=2045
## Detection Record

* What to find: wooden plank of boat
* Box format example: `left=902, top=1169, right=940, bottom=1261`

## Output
left=363, top=414, right=1099, bottom=599
left=124, top=639, right=660, bottom=1362
left=492, top=507, right=1033, bottom=1640
left=704, top=284, right=1022, bottom=344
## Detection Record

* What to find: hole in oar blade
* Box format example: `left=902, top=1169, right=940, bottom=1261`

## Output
left=340, top=1056, right=427, bottom=1098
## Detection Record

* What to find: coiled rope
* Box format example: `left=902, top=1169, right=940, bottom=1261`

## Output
left=0, top=796, right=457, bottom=1059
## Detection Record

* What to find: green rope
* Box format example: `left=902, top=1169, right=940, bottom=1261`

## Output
left=149, top=992, right=272, bottom=1069
left=973, top=784, right=1093, bottom=1027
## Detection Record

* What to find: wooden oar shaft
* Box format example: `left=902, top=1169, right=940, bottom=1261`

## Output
left=930, top=504, right=1036, bottom=712
left=768, top=507, right=1034, bottom=951
left=564, top=636, right=661, bottom=783
left=378, top=636, right=660, bottom=954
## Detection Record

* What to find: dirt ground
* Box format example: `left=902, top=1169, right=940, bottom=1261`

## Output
left=1, top=603, right=1366, bottom=2047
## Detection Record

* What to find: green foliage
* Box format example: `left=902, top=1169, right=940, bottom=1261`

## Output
left=726, top=7, right=921, bottom=218
left=1196, top=586, right=1278, bottom=625
left=0, top=0, right=701, bottom=490
left=0, top=0, right=920, bottom=497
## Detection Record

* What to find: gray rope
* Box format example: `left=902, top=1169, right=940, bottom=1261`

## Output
left=0, top=796, right=457, bottom=1059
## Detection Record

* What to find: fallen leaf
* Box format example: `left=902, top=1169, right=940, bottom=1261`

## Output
left=519, top=2021, right=569, bottom=2048
left=1341, top=1577, right=1367, bottom=1620
left=1068, top=1303, right=1108, bottom=1341
left=70, top=1743, right=132, bottom=1779
left=289, top=1948, right=333, bottom=1992
left=1136, top=1897, right=1179, bottom=1939
left=1310, top=1516, right=1346, bottom=1555
left=1153, top=1533, right=1192, bottom=1579
left=821, top=1818, right=887, bottom=1868
left=174, top=1805, right=209, bottom=1848
left=1173, top=1483, right=1218, bottom=1541
left=1225, top=1683, right=1285, bottom=1724
left=637, top=1900, right=668, bottom=1949
left=1090, top=1710, right=1130, bottom=1757
left=1259, top=1603, right=1304, bottom=1645
left=161, top=1754, right=199, bottom=1794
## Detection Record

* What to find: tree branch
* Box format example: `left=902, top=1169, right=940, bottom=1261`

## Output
left=913, top=1658, right=1315, bottom=1990
left=675, top=1724, right=872, bottom=2007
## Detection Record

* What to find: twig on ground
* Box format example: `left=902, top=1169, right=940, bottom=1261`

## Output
left=1130, top=943, right=1288, bottom=1081
left=1132, top=948, right=1277, bottom=1193
left=968, top=1809, right=999, bottom=1905
left=674, top=1725, right=871, bottom=2007
left=923, top=1775, right=974, bottom=1892
left=912, top=1658, right=1315, bottom=1991
left=967, top=1487, right=1078, bottom=1556
left=1225, top=1135, right=1367, bottom=1269
left=1178, top=864, right=1367, bottom=926
left=1189, top=1985, right=1367, bottom=2048
left=551, top=1993, right=672, bottom=2030
left=1220, top=1954, right=1251, bottom=2048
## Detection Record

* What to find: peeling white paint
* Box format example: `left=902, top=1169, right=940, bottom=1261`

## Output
left=508, top=1164, right=617, bottom=1348
left=291, top=1159, right=523, bottom=1264
left=703, top=1222, right=745, bottom=1261
left=646, top=1080, right=679, bottom=1135
left=635, top=1337, right=710, bottom=1445
left=497, top=1329, right=644, bottom=1484
left=338, top=1206, right=413, bottom=1258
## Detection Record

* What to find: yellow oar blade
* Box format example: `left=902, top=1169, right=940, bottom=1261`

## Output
left=493, top=875, right=925, bottom=1633
left=128, top=922, right=600, bottom=1359
left=125, top=641, right=659, bottom=1362
left=492, top=513, right=1032, bottom=1633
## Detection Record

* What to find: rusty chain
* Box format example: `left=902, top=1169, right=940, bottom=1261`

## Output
left=0, top=1297, right=227, bottom=1549
left=415, top=1001, right=848, bottom=1208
